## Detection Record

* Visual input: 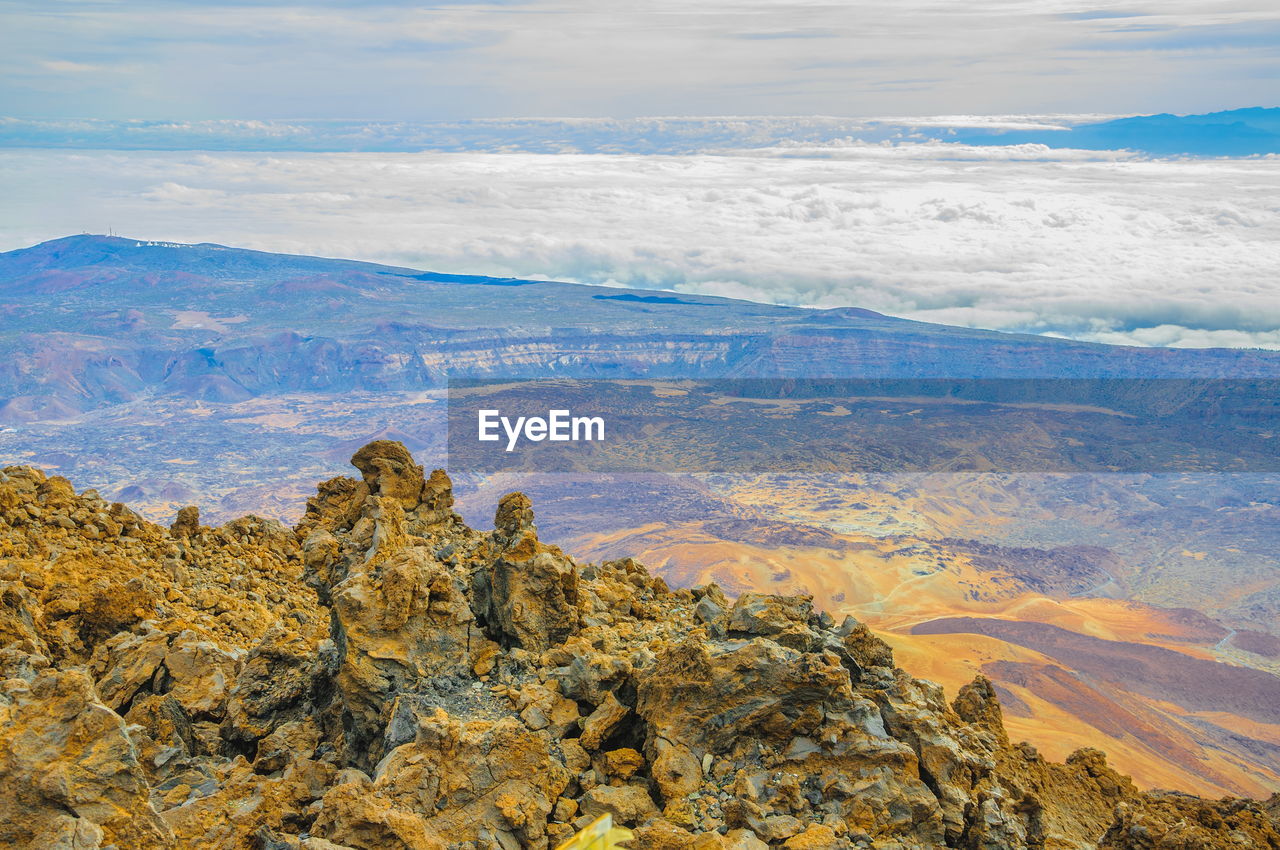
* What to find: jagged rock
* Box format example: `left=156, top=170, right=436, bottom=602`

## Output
left=0, top=581, right=49, bottom=657
left=80, top=575, right=156, bottom=642
left=0, top=442, right=1274, bottom=850
left=781, top=824, right=845, bottom=849
left=314, top=708, right=570, bottom=849
left=652, top=742, right=702, bottom=803
left=581, top=783, right=660, bottom=827
left=724, top=829, right=770, bottom=850
left=162, top=749, right=337, bottom=848
left=694, top=584, right=728, bottom=638
left=91, top=625, right=171, bottom=711
left=172, top=506, right=202, bottom=537
left=415, top=469, right=455, bottom=527
left=297, top=476, right=364, bottom=539
left=349, top=441, right=424, bottom=510
left=637, top=635, right=943, bottom=844
left=222, top=625, right=326, bottom=754
left=872, top=672, right=996, bottom=843
left=952, top=674, right=1008, bottom=744
left=603, top=747, right=645, bottom=780
left=0, top=666, right=174, bottom=849
left=301, top=529, right=343, bottom=603
left=513, top=683, right=580, bottom=738
left=494, top=490, right=535, bottom=539
left=627, top=819, right=729, bottom=849
left=834, top=616, right=895, bottom=676
left=162, top=630, right=242, bottom=717
left=1099, top=792, right=1280, bottom=848
left=327, top=534, right=483, bottom=768
left=254, top=719, right=321, bottom=774
left=479, top=493, right=580, bottom=653
left=758, top=815, right=804, bottom=842
left=306, top=781, right=447, bottom=850
left=637, top=636, right=877, bottom=754
left=726, top=592, right=819, bottom=651
left=580, top=691, right=632, bottom=751
left=122, top=693, right=198, bottom=782
left=303, top=839, right=358, bottom=850
left=548, top=637, right=633, bottom=706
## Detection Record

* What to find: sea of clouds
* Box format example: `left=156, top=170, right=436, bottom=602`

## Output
left=0, top=115, right=1106, bottom=153
left=2, top=141, right=1278, bottom=348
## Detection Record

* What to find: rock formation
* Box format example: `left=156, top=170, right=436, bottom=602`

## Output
left=0, top=442, right=1276, bottom=849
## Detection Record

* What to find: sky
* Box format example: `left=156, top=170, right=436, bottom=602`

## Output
left=2, top=0, right=1278, bottom=119
left=1, top=1, right=1278, bottom=350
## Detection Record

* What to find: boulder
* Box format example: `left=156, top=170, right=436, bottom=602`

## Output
left=0, top=667, right=173, bottom=849
left=315, top=708, right=570, bottom=850
left=349, top=441, right=424, bottom=510
left=479, top=494, right=579, bottom=653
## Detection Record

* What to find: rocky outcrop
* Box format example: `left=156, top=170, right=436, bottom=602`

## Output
left=0, top=444, right=1276, bottom=849
left=1100, top=793, right=1280, bottom=849
left=314, top=708, right=570, bottom=849
left=479, top=492, right=581, bottom=654
left=350, top=441, right=426, bottom=510
left=0, top=666, right=174, bottom=849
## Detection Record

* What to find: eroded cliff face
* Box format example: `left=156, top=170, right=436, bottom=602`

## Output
left=0, top=441, right=1276, bottom=850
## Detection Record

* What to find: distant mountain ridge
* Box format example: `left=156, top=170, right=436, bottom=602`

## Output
left=954, top=107, right=1280, bottom=156
left=3, top=234, right=1279, bottom=423
left=1, top=109, right=1276, bottom=156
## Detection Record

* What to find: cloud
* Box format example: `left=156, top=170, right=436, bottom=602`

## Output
left=1075, top=326, right=1280, bottom=348
left=1, top=144, right=1278, bottom=349
left=736, top=30, right=841, bottom=40
left=0, top=115, right=1132, bottom=153
left=2, top=0, right=1278, bottom=118
left=39, top=59, right=104, bottom=73
left=1074, top=19, right=1280, bottom=52
left=1059, top=10, right=1149, bottom=21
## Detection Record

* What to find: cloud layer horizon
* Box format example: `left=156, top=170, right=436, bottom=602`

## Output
left=3, top=138, right=1278, bottom=350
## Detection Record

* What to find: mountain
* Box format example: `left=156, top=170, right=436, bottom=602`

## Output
left=3, top=113, right=1277, bottom=157
left=2, top=234, right=1277, bottom=423
left=3, top=234, right=1280, bottom=802
left=1, top=442, right=1276, bottom=849
left=952, top=107, right=1280, bottom=156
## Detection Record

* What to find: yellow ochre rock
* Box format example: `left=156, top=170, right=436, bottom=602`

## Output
left=0, top=446, right=1275, bottom=849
